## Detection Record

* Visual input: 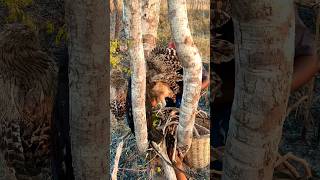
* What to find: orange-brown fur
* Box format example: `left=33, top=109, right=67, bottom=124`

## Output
left=150, top=81, right=175, bottom=107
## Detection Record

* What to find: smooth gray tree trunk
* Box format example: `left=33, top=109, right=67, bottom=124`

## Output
left=168, top=0, right=203, bottom=155
left=125, top=0, right=149, bottom=153
left=65, top=0, right=108, bottom=179
left=223, top=1, right=295, bottom=179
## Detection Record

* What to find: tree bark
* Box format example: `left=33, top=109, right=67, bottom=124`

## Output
left=125, top=0, right=149, bottom=153
left=111, top=0, right=123, bottom=39
left=110, top=0, right=116, bottom=39
left=222, top=1, right=295, bottom=179
left=141, top=0, right=161, bottom=57
left=114, top=0, right=123, bottom=39
left=168, top=0, right=203, bottom=155
left=140, top=0, right=161, bottom=138
left=52, top=47, right=74, bottom=180
left=122, top=0, right=130, bottom=40
left=65, top=0, right=108, bottom=179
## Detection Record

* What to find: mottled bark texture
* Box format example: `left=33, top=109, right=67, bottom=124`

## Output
left=125, top=0, right=149, bottom=153
left=111, top=0, right=124, bottom=39
left=222, top=1, right=295, bottom=180
left=65, top=0, right=108, bottom=179
left=151, top=142, right=177, bottom=180
left=114, top=0, right=123, bottom=39
left=141, top=0, right=161, bottom=138
left=141, top=0, right=161, bottom=57
left=168, top=0, right=203, bottom=155
left=110, top=0, right=116, bottom=39
left=122, top=1, right=130, bottom=39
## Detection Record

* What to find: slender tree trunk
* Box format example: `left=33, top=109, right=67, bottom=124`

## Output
left=222, top=1, right=295, bottom=179
left=65, top=0, right=108, bottom=179
left=141, top=0, right=161, bottom=57
left=141, top=0, right=161, bottom=135
left=125, top=0, right=149, bottom=153
left=110, top=0, right=116, bottom=39
left=110, top=0, right=123, bottom=40
left=168, top=0, right=203, bottom=155
left=122, top=1, right=130, bottom=40
left=114, top=0, right=123, bottom=39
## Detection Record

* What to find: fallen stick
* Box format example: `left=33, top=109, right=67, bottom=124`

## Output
left=286, top=95, right=308, bottom=116
left=111, top=132, right=131, bottom=180
left=111, top=140, right=124, bottom=180
left=275, top=152, right=312, bottom=179
left=151, top=141, right=177, bottom=180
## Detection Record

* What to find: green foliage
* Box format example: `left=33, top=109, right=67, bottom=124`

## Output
left=54, top=24, right=67, bottom=46
left=45, top=21, right=68, bottom=45
left=46, top=21, right=54, bottom=34
left=110, top=39, right=131, bottom=75
left=156, top=166, right=161, bottom=173
left=1, top=0, right=36, bottom=29
left=110, top=40, right=121, bottom=68
left=151, top=113, right=160, bottom=127
left=44, top=21, right=68, bottom=46
left=1, top=0, right=67, bottom=46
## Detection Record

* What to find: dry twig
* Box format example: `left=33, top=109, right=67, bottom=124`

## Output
left=111, top=132, right=131, bottom=180
left=275, top=152, right=312, bottom=179
left=111, top=140, right=124, bottom=180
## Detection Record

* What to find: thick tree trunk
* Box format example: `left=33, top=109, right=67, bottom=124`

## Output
left=222, top=1, right=295, bottom=179
left=65, top=0, right=108, bottom=179
left=168, top=0, right=203, bottom=155
left=125, top=0, right=149, bottom=153
left=141, top=0, right=160, bottom=56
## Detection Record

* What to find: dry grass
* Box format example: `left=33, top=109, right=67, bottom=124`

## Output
left=110, top=1, right=211, bottom=179
left=158, top=0, right=210, bottom=62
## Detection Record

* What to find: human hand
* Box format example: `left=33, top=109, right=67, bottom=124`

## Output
left=168, top=147, right=187, bottom=180
left=168, top=148, right=184, bottom=169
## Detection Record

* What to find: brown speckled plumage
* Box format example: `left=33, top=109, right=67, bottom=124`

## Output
left=110, top=46, right=183, bottom=119
left=0, top=23, right=57, bottom=180
left=147, top=47, right=183, bottom=95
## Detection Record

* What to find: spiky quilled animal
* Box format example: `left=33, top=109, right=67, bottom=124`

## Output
left=0, top=23, right=57, bottom=180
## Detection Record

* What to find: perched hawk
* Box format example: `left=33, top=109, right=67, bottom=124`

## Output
left=0, top=23, right=57, bottom=180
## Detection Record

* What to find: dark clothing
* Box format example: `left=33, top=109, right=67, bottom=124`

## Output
left=166, top=66, right=209, bottom=108
left=211, top=104, right=232, bottom=147
left=212, top=13, right=316, bottom=147
left=295, top=10, right=317, bottom=57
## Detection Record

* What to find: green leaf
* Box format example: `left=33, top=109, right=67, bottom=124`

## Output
left=152, top=114, right=160, bottom=127
left=156, top=167, right=161, bottom=173
left=55, top=26, right=67, bottom=45
left=46, top=21, right=54, bottom=34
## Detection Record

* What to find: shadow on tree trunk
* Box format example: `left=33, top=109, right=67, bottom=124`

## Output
left=52, top=46, right=74, bottom=180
